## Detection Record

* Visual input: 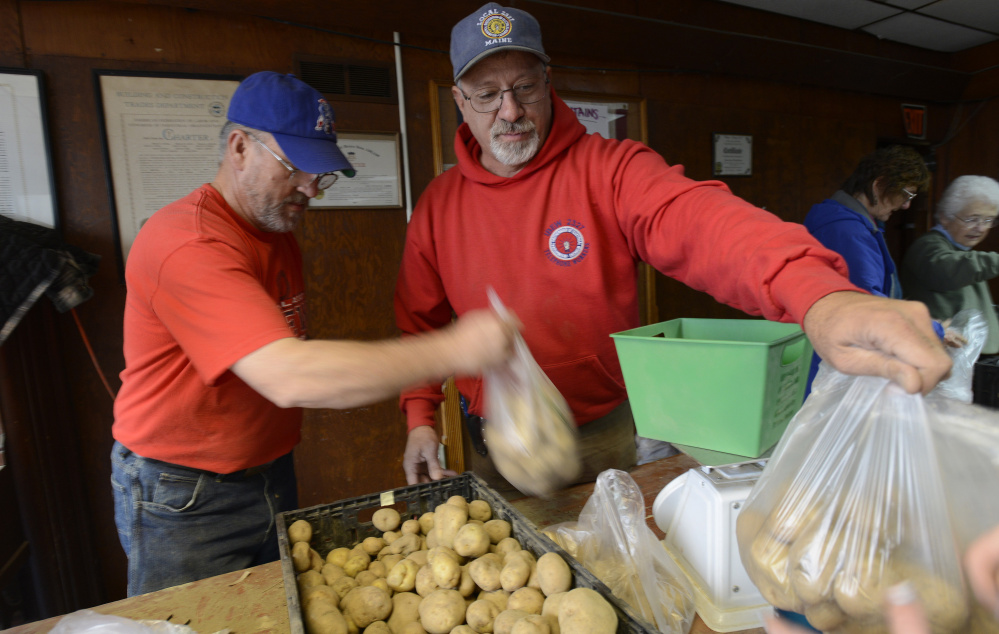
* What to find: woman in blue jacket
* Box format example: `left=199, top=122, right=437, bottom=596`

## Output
left=803, top=145, right=930, bottom=395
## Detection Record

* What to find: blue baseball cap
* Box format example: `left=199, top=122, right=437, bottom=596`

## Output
left=451, top=3, right=550, bottom=81
left=228, top=71, right=355, bottom=177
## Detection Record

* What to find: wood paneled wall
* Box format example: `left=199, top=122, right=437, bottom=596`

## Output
left=2, top=0, right=997, bottom=615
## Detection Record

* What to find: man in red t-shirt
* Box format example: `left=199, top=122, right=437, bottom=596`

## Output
left=111, top=71, right=518, bottom=596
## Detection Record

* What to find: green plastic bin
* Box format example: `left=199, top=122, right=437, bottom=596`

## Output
left=610, top=318, right=812, bottom=458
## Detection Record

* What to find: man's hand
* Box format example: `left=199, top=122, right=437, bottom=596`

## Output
left=403, top=425, right=458, bottom=484
left=447, top=308, right=520, bottom=376
left=803, top=292, right=951, bottom=395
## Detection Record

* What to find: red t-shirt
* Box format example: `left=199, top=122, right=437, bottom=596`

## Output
left=113, top=184, right=306, bottom=473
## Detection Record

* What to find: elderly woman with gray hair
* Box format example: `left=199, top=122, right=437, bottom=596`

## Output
left=900, top=175, right=999, bottom=354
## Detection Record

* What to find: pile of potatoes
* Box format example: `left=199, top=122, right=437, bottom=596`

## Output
left=737, top=503, right=999, bottom=634
left=287, top=495, right=620, bottom=634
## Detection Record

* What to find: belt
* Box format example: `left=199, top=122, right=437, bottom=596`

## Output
left=460, top=393, right=488, bottom=457
left=227, top=460, right=275, bottom=479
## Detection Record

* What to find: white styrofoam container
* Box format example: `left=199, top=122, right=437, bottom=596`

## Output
left=652, top=464, right=769, bottom=632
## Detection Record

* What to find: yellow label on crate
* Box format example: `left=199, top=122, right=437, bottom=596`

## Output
left=380, top=491, right=395, bottom=506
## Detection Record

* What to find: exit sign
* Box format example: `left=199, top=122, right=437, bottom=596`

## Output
left=902, top=104, right=927, bottom=140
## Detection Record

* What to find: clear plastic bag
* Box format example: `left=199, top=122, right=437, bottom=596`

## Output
left=482, top=288, right=580, bottom=497
left=543, top=470, right=696, bottom=634
left=933, top=308, right=988, bottom=403
left=736, top=362, right=999, bottom=633
left=50, top=609, right=202, bottom=633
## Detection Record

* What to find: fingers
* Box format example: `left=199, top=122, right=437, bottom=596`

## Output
left=883, top=583, right=931, bottom=634
left=762, top=614, right=809, bottom=634
left=965, top=525, right=999, bottom=618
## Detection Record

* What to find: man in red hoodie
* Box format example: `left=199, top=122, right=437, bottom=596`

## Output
left=394, top=3, right=951, bottom=493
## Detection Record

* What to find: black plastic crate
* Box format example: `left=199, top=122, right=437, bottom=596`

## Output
left=276, top=472, right=659, bottom=634
left=973, top=356, right=999, bottom=408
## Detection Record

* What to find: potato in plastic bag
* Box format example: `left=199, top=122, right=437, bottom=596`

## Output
left=482, top=288, right=580, bottom=498
left=737, top=365, right=999, bottom=634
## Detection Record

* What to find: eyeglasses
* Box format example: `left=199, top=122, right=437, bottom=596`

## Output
left=955, top=215, right=999, bottom=229
left=247, top=133, right=339, bottom=190
left=901, top=187, right=917, bottom=202
left=459, top=76, right=550, bottom=114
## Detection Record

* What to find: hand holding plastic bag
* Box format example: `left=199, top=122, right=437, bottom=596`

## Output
left=482, top=288, right=580, bottom=497
left=544, top=470, right=696, bottom=634
left=736, top=368, right=999, bottom=633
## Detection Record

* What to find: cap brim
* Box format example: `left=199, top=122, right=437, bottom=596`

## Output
left=455, top=47, right=550, bottom=80
left=272, top=132, right=357, bottom=178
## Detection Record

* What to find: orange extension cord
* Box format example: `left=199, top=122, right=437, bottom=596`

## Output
left=71, top=307, right=117, bottom=401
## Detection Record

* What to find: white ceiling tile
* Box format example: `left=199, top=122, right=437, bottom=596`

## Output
left=713, top=0, right=901, bottom=29
left=918, top=0, right=999, bottom=34
left=862, top=11, right=999, bottom=51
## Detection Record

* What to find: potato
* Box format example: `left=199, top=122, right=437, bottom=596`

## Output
left=435, top=504, right=469, bottom=550
left=416, top=563, right=441, bottom=597
left=451, top=627, right=476, bottom=634
left=365, top=622, right=392, bottom=634
left=342, top=585, right=393, bottom=628
left=299, top=570, right=326, bottom=592
left=363, top=537, right=388, bottom=556
left=495, top=538, right=521, bottom=558
left=492, top=609, right=530, bottom=634
left=387, top=591, right=423, bottom=634
left=294, top=541, right=313, bottom=573
left=483, top=520, right=512, bottom=545
left=468, top=500, right=492, bottom=522
left=373, top=508, right=402, bottom=532
left=408, top=549, right=430, bottom=567
left=466, top=599, right=501, bottom=633
left=510, top=615, right=556, bottom=634
left=323, top=563, right=348, bottom=585
left=469, top=555, right=504, bottom=592
left=479, top=590, right=511, bottom=612
left=305, top=599, right=349, bottom=634
left=356, top=570, right=380, bottom=587
left=398, top=623, right=427, bottom=634
left=332, top=576, right=360, bottom=599
left=540, top=592, right=565, bottom=619
left=381, top=554, right=405, bottom=571
left=447, top=495, right=469, bottom=510
left=387, top=558, right=421, bottom=593
left=390, top=534, right=423, bottom=556
left=803, top=601, right=846, bottom=631
left=535, top=553, right=572, bottom=597
left=328, top=547, right=353, bottom=567
left=401, top=519, right=422, bottom=535
left=345, top=552, right=372, bottom=578
left=557, top=588, right=616, bottom=634
left=383, top=531, right=401, bottom=545
left=454, top=523, right=491, bottom=559
left=368, top=560, right=388, bottom=578
left=418, top=589, right=467, bottom=634
left=507, top=588, right=544, bottom=615
left=500, top=555, right=530, bottom=592
left=419, top=512, right=435, bottom=535
left=312, top=549, right=326, bottom=572
left=303, top=584, right=342, bottom=611
left=289, top=519, right=314, bottom=545
left=457, top=565, right=477, bottom=598
left=431, top=551, right=462, bottom=589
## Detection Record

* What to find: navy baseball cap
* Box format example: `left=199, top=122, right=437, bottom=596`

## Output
left=228, top=71, right=355, bottom=177
left=451, top=3, right=550, bottom=81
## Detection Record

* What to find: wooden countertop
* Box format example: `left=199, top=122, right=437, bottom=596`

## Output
left=4, top=454, right=765, bottom=634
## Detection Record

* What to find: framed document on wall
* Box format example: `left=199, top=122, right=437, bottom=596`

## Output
left=94, top=70, right=240, bottom=276
left=312, top=131, right=402, bottom=209
left=0, top=68, right=58, bottom=229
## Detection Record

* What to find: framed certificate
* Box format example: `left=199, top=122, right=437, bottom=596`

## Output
left=311, top=131, right=403, bottom=209
left=0, top=68, right=58, bottom=229
left=94, top=70, right=240, bottom=275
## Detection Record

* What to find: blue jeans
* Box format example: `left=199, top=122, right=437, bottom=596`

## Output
left=111, top=440, right=298, bottom=596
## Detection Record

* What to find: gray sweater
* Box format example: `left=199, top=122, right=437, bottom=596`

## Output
left=900, top=229, right=999, bottom=354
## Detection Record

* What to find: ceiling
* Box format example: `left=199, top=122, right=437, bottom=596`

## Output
left=713, top=0, right=999, bottom=52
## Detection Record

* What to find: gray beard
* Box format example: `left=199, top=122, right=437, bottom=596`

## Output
left=490, top=121, right=540, bottom=166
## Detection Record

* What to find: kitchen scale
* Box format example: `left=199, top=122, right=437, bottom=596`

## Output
left=653, top=446, right=773, bottom=632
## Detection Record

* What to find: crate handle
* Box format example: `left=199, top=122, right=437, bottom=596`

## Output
left=779, top=336, right=807, bottom=366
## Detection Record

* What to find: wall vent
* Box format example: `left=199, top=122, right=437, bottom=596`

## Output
left=297, top=57, right=397, bottom=104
